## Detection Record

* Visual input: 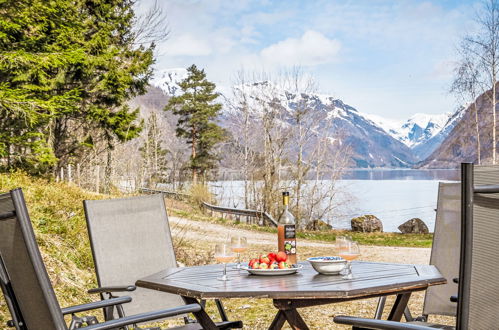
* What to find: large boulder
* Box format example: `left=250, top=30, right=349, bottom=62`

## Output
left=351, top=215, right=383, bottom=232
left=398, top=218, right=429, bottom=234
left=305, top=220, right=333, bottom=231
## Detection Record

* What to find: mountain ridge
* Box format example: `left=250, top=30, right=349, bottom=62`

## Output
left=148, top=68, right=462, bottom=168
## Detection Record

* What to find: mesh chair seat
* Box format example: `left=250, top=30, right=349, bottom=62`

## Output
left=0, top=188, right=204, bottom=330
left=84, top=194, right=184, bottom=317
left=334, top=163, right=499, bottom=330
left=83, top=194, right=243, bottom=329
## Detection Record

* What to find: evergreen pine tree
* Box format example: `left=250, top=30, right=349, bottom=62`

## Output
left=164, top=64, right=225, bottom=183
left=0, top=0, right=154, bottom=176
left=0, top=0, right=83, bottom=173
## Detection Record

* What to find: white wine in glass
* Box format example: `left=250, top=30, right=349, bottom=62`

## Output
left=214, top=243, right=235, bottom=281
left=338, top=240, right=360, bottom=279
left=231, top=236, right=247, bottom=269
left=335, top=235, right=352, bottom=274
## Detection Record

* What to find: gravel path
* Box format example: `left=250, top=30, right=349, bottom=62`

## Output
left=169, top=216, right=430, bottom=264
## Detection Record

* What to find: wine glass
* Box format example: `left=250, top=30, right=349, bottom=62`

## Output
left=214, top=243, right=236, bottom=281
left=231, top=236, right=247, bottom=269
left=335, top=236, right=351, bottom=275
left=338, top=240, right=360, bottom=279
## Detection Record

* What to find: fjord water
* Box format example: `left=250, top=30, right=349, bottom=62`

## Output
left=210, top=169, right=458, bottom=233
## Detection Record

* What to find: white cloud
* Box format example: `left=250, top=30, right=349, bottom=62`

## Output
left=260, top=30, right=341, bottom=67
left=159, top=33, right=213, bottom=57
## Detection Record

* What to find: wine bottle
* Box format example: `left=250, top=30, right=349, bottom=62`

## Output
left=277, top=191, right=297, bottom=264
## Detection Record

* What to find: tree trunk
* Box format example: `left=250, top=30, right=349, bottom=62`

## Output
left=192, top=130, right=197, bottom=185
left=243, top=105, right=250, bottom=209
left=493, top=79, right=497, bottom=164
left=474, top=102, right=481, bottom=165
left=104, top=149, right=112, bottom=194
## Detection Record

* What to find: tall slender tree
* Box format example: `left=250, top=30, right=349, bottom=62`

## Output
left=460, top=0, right=499, bottom=164
left=140, top=113, right=169, bottom=187
left=164, top=64, right=225, bottom=183
left=451, top=54, right=483, bottom=164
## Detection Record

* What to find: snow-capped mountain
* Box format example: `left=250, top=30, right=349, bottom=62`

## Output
left=365, top=111, right=463, bottom=160
left=218, top=81, right=417, bottom=168
left=150, top=68, right=460, bottom=167
left=152, top=68, right=188, bottom=97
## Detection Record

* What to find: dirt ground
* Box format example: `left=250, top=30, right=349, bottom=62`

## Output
left=163, top=216, right=453, bottom=329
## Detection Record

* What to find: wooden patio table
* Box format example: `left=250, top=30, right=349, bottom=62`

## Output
left=136, top=261, right=446, bottom=330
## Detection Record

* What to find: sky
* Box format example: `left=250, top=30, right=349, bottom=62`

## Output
left=136, top=0, right=480, bottom=121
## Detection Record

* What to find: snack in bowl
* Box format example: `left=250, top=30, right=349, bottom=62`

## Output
left=248, top=251, right=293, bottom=269
left=243, top=251, right=301, bottom=275
left=307, top=256, right=347, bottom=275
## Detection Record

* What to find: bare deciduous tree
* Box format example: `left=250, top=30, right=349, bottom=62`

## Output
left=133, top=0, right=170, bottom=46
left=461, top=0, right=499, bottom=164
left=225, top=69, right=352, bottom=228
left=451, top=52, right=483, bottom=164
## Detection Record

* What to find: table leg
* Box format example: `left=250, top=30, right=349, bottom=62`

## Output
left=268, top=310, right=286, bottom=330
left=282, top=309, right=309, bottom=330
left=374, top=296, right=386, bottom=319
left=387, top=293, right=412, bottom=321
left=271, top=300, right=310, bottom=330
left=181, top=296, right=218, bottom=330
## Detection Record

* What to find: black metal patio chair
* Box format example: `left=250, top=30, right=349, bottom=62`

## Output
left=83, top=194, right=242, bottom=329
left=374, top=182, right=460, bottom=323
left=334, top=163, right=499, bottom=330
left=0, top=188, right=202, bottom=330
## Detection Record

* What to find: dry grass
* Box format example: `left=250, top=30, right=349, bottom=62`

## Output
left=0, top=173, right=453, bottom=329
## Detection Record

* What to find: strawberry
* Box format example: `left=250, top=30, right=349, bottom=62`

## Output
left=252, top=262, right=260, bottom=269
left=278, top=261, right=289, bottom=269
left=259, top=262, right=269, bottom=269
left=276, top=251, right=287, bottom=262
left=259, top=255, right=270, bottom=264
left=248, top=258, right=258, bottom=268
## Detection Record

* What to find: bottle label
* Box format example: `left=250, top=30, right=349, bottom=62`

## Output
left=284, top=225, right=295, bottom=239
left=284, top=225, right=296, bottom=255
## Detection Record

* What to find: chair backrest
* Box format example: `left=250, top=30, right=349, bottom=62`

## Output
left=83, top=194, right=184, bottom=316
left=0, top=188, right=67, bottom=330
left=459, top=164, right=499, bottom=330
left=422, top=182, right=460, bottom=317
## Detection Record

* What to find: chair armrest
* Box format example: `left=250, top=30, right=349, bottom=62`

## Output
left=333, top=316, right=438, bottom=330
left=450, top=295, right=458, bottom=303
left=87, top=285, right=136, bottom=294
left=81, top=303, right=202, bottom=330
left=62, top=296, right=132, bottom=315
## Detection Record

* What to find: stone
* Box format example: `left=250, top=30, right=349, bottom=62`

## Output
left=305, top=220, right=333, bottom=231
left=398, top=218, right=429, bottom=234
left=351, top=215, right=383, bottom=232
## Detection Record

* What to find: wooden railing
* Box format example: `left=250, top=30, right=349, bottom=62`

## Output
left=201, top=202, right=278, bottom=227
left=139, top=187, right=277, bottom=227
left=139, top=187, right=191, bottom=200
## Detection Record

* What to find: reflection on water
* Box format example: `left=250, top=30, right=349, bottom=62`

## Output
left=209, top=169, right=459, bottom=233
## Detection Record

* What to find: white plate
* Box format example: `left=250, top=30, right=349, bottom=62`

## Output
left=241, top=265, right=303, bottom=276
